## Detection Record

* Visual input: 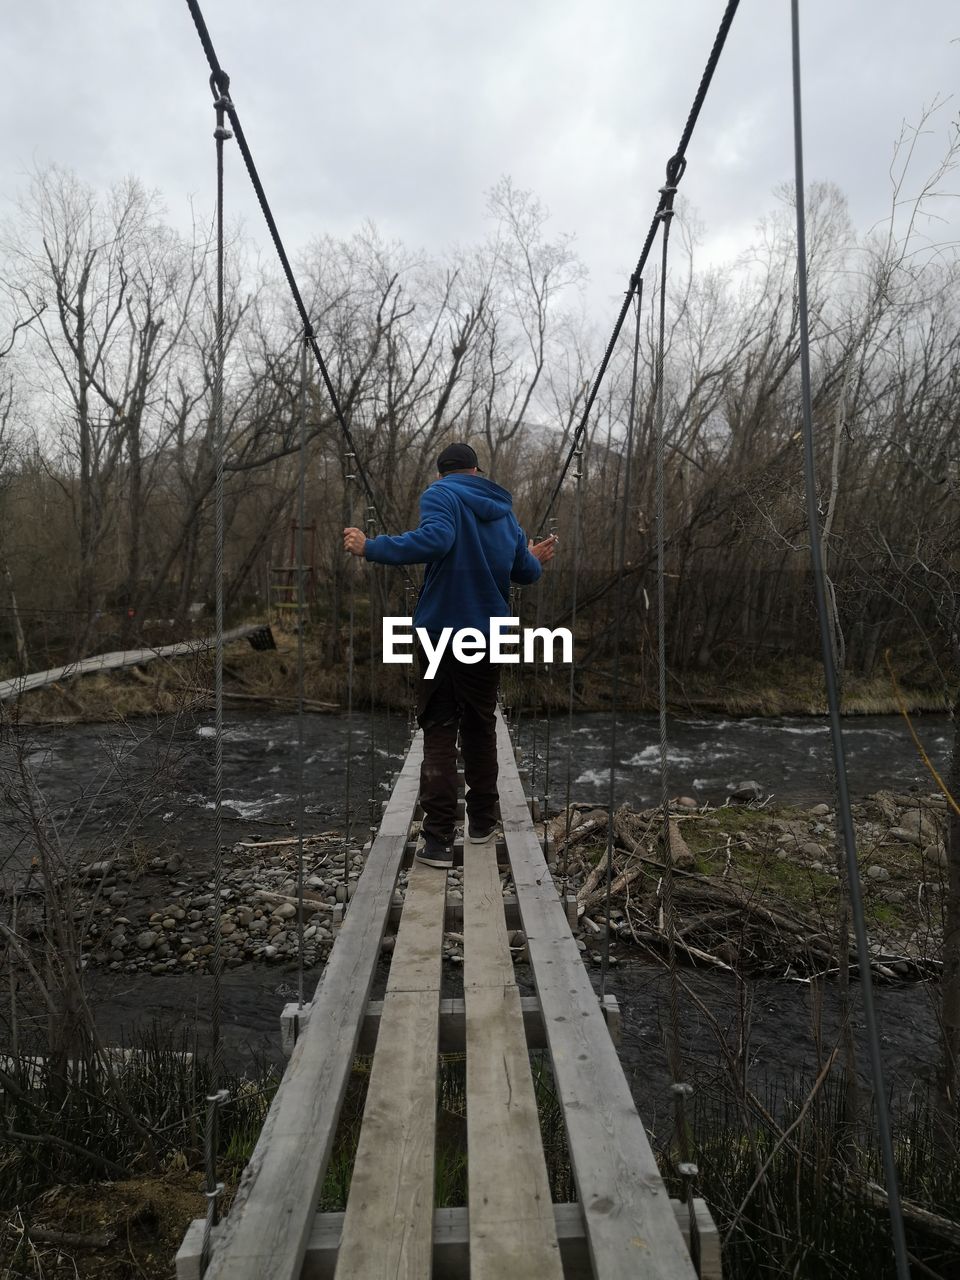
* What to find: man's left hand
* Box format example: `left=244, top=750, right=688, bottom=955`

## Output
left=529, top=533, right=558, bottom=565
left=343, top=527, right=367, bottom=557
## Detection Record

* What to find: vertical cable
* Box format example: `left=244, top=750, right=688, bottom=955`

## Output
left=209, top=74, right=231, bottom=1094
left=790, top=5, right=909, bottom=1273
left=344, top=456, right=357, bottom=905
left=652, top=168, right=699, bottom=1262
left=656, top=177, right=684, bottom=1090
left=295, top=332, right=308, bottom=1009
left=367, top=506, right=378, bottom=833
left=201, top=71, right=232, bottom=1276
left=599, top=282, right=643, bottom=999
left=562, top=445, right=584, bottom=885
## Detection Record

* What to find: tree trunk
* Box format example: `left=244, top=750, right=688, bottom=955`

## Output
left=935, top=695, right=960, bottom=1157
left=1, top=554, right=29, bottom=672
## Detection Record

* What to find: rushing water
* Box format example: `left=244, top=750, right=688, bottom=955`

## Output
left=4, top=706, right=949, bottom=1093
left=9, top=708, right=952, bottom=846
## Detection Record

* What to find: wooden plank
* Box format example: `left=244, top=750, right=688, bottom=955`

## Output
left=281, top=991, right=623, bottom=1058
left=463, top=832, right=515, bottom=990
left=178, top=1199, right=722, bottom=1280
left=464, top=838, right=563, bottom=1279
left=0, top=624, right=265, bottom=702
left=495, top=710, right=696, bottom=1280
left=200, top=734, right=423, bottom=1280
left=335, top=858, right=446, bottom=1278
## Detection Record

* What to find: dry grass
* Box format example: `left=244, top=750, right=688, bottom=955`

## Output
left=2, top=1174, right=209, bottom=1278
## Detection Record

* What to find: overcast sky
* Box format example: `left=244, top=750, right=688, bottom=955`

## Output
left=2, top=1, right=957, bottom=320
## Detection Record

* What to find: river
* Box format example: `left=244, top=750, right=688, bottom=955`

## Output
left=3, top=706, right=951, bottom=1116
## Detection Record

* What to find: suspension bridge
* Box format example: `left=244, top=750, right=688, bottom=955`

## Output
left=176, top=716, right=719, bottom=1279
left=43, top=0, right=907, bottom=1274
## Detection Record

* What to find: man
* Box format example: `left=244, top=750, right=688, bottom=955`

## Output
left=343, top=442, right=556, bottom=868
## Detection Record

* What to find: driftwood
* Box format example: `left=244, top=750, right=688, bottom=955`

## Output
left=252, top=889, right=333, bottom=913
left=236, top=835, right=332, bottom=850
left=192, top=687, right=338, bottom=712
left=27, top=1227, right=114, bottom=1249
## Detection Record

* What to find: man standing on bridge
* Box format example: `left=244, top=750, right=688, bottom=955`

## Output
left=343, top=442, right=556, bottom=868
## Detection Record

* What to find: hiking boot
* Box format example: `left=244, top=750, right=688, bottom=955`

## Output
left=466, top=820, right=498, bottom=845
left=415, top=834, right=454, bottom=869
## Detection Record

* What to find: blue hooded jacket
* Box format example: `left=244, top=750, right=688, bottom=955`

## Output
left=363, top=473, right=541, bottom=639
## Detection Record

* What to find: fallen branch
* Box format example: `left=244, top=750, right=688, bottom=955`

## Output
left=236, top=835, right=332, bottom=849
left=27, top=1227, right=114, bottom=1249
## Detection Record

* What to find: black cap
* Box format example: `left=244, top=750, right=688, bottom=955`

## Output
left=436, top=442, right=483, bottom=475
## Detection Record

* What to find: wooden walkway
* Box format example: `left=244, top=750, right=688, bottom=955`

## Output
left=177, top=713, right=719, bottom=1279
left=0, top=624, right=269, bottom=703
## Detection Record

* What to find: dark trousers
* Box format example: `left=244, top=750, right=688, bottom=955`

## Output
left=416, top=644, right=500, bottom=845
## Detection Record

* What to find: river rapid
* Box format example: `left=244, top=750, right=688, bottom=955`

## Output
left=5, top=706, right=952, bottom=1118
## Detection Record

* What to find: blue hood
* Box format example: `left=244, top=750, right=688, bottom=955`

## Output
left=364, top=473, right=542, bottom=638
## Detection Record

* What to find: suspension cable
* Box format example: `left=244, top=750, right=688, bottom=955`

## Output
left=184, top=0, right=391, bottom=532
left=790, top=4, right=909, bottom=1273
left=599, top=282, right=642, bottom=1000
left=295, top=332, right=308, bottom=1010
left=535, top=0, right=740, bottom=534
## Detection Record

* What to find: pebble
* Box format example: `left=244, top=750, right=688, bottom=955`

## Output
left=136, top=930, right=158, bottom=951
left=866, top=865, right=890, bottom=881
left=810, top=804, right=831, bottom=817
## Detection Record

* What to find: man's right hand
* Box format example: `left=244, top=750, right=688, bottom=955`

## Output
left=528, top=533, right=558, bottom=565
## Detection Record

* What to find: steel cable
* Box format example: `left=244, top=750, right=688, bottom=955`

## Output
left=200, top=78, right=231, bottom=1278
left=599, top=282, right=642, bottom=1000
left=209, top=80, right=229, bottom=1094
left=535, top=0, right=740, bottom=534
left=184, top=0, right=397, bottom=540
left=561, top=446, right=584, bottom=887
left=790, top=4, right=909, bottom=1273
left=295, top=333, right=308, bottom=1010
left=651, top=180, right=700, bottom=1262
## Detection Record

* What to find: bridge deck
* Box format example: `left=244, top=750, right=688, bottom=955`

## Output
left=177, top=714, right=717, bottom=1279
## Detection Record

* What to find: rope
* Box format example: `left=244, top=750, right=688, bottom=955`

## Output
left=183, top=0, right=391, bottom=534
left=599, top=282, right=642, bottom=1000
left=295, top=333, right=308, bottom=1009
left=535, top=0, right=740, bottom=534
left=790, top=5, right=909, bottom=1273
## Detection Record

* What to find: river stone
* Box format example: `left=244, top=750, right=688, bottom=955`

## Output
left=923, top=843, right=947, bottom=869
left=866, top=864, right=890, bottom=880
left=136, top=930, right=158, bottom=951
left=273, top=903, right=297, bottom=920
left=888, top=826, right=922, bottom=845
left=81, top=859, right=115, bottom=879
left=728, top=781, right=762, bottom=802
left=801, top=842, right=826, bottom=858
left=810, top=804, right=831, bottom=817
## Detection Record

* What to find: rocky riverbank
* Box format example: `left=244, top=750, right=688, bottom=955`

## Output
left=48, top=785, right=947, bottom=983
